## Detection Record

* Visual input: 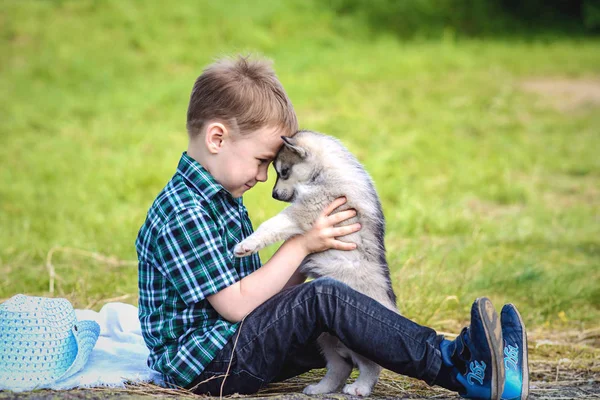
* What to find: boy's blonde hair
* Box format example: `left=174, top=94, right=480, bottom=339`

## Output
left=187, top=55, right=298, bottom=138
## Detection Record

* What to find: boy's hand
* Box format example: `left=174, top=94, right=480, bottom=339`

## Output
left=300, top=197, right=361, bottom=254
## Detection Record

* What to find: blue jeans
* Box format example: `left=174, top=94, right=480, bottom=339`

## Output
left=188, top=277, right=445, bottom=395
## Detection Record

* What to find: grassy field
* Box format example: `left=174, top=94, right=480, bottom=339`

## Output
left=1, top=0, right=599, bottom=334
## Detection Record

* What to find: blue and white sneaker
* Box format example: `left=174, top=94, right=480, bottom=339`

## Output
left=440, top=297, right=505, bottom=400
left=500, top=304, right=529, bottom=400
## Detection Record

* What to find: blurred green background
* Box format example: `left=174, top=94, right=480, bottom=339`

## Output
left=1, top=0, right=598, bottom=333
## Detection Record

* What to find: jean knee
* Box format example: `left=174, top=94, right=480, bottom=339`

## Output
left=307, top=277, right=349, bottom=296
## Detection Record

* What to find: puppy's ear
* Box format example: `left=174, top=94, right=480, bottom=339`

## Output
left=281, top=136, right=308, bottom=158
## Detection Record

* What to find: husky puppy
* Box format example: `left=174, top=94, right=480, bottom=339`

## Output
left=233, top=130, right=398, bottom=396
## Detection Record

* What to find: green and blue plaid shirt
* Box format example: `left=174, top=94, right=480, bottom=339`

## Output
left=136, top=152, right=261, bottom=388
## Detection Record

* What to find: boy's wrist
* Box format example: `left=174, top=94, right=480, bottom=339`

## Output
left=287, top=235, right=311, bottom=257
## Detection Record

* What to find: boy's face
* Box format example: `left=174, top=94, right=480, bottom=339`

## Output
left=213, top=126, right=284, bottom=198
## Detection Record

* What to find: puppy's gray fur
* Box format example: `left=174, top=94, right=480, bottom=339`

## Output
left=234, top=130, right=398, bottom=396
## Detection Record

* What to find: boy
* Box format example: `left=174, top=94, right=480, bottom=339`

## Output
left=136, top=56, right=528, bottom=399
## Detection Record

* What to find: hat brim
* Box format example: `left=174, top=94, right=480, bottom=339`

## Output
left=53, top=320, right=101, bottom=384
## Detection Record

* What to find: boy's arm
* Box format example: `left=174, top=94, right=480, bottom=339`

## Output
left=207, top=236, right=309, bottom=322
left=207, top=197, right=359, bottom=323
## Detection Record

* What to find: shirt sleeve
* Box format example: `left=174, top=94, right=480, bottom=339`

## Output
left=154, top=207, right=240, bottom=305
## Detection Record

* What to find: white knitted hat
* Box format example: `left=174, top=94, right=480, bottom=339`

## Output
left=0, top=294, right=100, bottom=391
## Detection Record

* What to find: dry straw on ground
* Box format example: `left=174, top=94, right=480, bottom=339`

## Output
left=45, top=246, right=137, bottom=295
left=1, top=247, right=590, bottom=398
left=26, top=353, right=598, bottom=399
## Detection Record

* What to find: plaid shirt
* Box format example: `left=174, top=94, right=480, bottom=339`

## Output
left=136, top=152, right=261, bottom=388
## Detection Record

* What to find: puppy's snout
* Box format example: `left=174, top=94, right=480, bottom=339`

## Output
left=272, top=189, right=282, bottom=201
left=273, top=189, right=293, bottom=202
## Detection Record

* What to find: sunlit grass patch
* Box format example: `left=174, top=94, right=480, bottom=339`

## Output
left=1, top=0, right=599, bottom=332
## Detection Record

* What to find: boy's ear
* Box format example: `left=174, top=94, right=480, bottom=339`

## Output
left=206, top=122, right=228, bottom=154
left=281, top=136, right=307, bottom=158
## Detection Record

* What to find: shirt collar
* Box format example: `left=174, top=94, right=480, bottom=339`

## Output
left=177, top=152, right=226, bottom=200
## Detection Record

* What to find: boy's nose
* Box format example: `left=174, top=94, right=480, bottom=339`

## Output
left=256, top=168, right=268, bottom=182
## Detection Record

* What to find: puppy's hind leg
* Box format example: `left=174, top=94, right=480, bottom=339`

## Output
left=303, top=334, right=353, bottom=395
left=343, top=351, right=381, bottom=396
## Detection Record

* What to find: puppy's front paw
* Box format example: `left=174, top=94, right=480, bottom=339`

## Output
left=233, top=239, right=259, bottom=257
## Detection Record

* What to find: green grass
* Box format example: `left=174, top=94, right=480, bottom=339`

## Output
left=1, top=0, right=599, bottom=331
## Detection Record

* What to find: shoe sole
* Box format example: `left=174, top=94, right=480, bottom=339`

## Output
left=477, top=297, right=505, bottom=400
left=505, top=304, right=529, bottom=400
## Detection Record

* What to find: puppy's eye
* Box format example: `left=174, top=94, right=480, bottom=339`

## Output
left=280, top=167, right=290, bottom=179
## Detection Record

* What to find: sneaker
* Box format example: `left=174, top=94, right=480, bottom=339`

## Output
left=440, top=297, right=505, bottom=400
left=500, top=304, right=529, bottom=400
